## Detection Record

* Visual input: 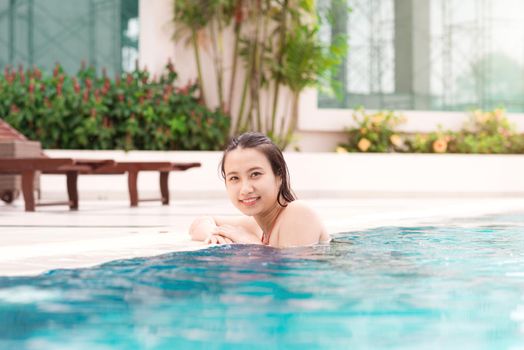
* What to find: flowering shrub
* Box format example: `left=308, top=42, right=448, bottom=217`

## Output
left=408, top=109, right=524, bottom=154
left=0, top=62, right=230, bottom=150
left=340, top=108, right=524, bottom=154
left=448, top=109, right=522, bottom=154
left=408, top=129, right=450, bottom=154
left=339, top=108, right=407, bottom=152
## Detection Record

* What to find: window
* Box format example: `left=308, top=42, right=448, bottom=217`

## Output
left=0, top=0, right=138, bottom=76
left=319, top=0, right=524, bottom=113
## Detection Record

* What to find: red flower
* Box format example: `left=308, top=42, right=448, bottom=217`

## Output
left=102, top=78, right=110, bottom=94
left=56, top=83, right=63, bottom=96
left=33, top=67, right=42, bottom=80
left=16, top=65, right=25, bottom=84
left=234, top=1, right=246, bottom=24
left=176, top=84, right=190, bottom=95
left=85, top=78, right=92, bottom=90
left=10, top=104, right=20, bottom=114
left=28, top=82, right=35, bottom=94
left=6, top=72, right=14, bottom=85
left=73, top=78, right=81, bottom=93
left=83, top=88, right=89, bottom=103
left=94, top=89, right=101, bottom=102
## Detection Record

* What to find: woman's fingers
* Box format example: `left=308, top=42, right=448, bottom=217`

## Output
left=205, top=235, right=218, bottom=244
left=205, top=234, right=233, bottom=245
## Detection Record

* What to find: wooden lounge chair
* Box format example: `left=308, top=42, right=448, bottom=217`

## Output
left=0, top=119, right=201, bottom=211
left=0, top=157, right=115, bottom=211
left=91, top=161, right=201, bottom=207
left=0, top=157, right=201, bottom=211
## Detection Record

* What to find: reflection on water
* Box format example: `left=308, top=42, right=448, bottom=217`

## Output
left=1, top=219, right=524, bottom=349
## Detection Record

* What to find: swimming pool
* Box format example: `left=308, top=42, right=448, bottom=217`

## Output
left=1, top=217, right=524, bottom=349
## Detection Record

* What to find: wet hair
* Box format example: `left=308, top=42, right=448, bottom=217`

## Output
left=220, top=132, right=296, bottom=206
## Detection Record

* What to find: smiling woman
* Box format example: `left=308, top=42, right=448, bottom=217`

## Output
left=189, top=132, right=330, bottom=248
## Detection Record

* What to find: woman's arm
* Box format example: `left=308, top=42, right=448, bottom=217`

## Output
left=189, top=215, right=261, bottom=243
left=189, top=216, right=218, bottom=242
left=212, top=224, right=263, bottom=245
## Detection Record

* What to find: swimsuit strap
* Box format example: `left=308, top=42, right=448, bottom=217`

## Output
left=261, top=208, right=283, bottom=245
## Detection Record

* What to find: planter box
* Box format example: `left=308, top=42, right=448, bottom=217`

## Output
left=0, top=140, right=42, bottom=201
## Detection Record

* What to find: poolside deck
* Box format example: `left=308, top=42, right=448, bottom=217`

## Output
left=2, top=196, right=524, bottom=276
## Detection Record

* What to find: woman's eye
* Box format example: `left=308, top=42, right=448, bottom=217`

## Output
left=228, top=176, right=239, bottom=182
left=250, top=172, right=262, bottom=178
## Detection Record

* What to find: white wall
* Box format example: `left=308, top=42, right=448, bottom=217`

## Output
left=42, top=150, right=524, bottom=201
left=138, top=0, right=176, bottom=75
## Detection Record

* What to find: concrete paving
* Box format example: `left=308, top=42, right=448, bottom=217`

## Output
left=2, top=196, right=524, bottom=277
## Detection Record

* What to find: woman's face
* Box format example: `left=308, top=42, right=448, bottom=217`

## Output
left=223, top=147, right=281, bottom=216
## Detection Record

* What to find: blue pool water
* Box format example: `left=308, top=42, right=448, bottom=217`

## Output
left=1, top=221, right=524, bottom=349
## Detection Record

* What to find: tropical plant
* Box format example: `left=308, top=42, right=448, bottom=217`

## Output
left=173, top=0, right=348, bottom=148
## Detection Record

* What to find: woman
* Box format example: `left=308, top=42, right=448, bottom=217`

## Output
left=189, top=132, right=330, bottom=247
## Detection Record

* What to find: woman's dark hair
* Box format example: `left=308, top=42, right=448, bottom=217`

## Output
left=220, top=132, right=296, bottom=206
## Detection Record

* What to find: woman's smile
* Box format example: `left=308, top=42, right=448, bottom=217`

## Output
left=239, top=196, right=260, bottom=207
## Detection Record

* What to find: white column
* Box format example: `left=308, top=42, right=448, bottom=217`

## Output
left=138, top=0, right=176, bottom=76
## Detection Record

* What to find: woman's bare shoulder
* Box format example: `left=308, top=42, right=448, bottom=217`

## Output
left=284, top=200, right=318, bottom=217
left=277, top=200, right=328, bottom=247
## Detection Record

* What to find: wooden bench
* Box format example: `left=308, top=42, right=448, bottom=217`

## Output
left=0, top=158, right=201, bottom=211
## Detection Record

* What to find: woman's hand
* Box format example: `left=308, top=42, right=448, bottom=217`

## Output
left=212, top=225, right=261, bottom=245
left=189, top=216, right=218, bottom=242
left=205, top=234, right=233, bottom=245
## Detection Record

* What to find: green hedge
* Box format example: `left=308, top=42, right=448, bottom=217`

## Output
left=0, top=62, right=230, bottom=150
